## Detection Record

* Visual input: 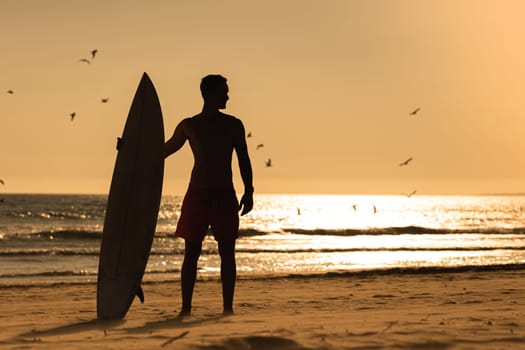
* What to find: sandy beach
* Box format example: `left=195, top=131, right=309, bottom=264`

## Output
left=1, top=268, right=524, bottom=350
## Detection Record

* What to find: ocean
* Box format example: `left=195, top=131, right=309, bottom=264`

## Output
left=1, top=193, right=524, bottom=286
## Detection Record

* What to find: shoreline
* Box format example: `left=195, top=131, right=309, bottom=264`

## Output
left=2, top=268, right=524, bottom=349
left=2, top=262, right=525, bottom=289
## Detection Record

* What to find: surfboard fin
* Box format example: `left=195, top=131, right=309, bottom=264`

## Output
left=116, top=137, right=123, bottom=150
left=136, top=286, right=145, bottom=304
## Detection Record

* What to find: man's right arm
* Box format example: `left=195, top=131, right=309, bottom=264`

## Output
left=164, top=120, right=187, bottom=159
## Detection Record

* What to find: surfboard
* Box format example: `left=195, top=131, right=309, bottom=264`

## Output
left=97, top=72, right=164, bottom=319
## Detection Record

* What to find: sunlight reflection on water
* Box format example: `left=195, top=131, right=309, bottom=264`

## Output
left=1, top=194, right=524, bottom=285
left=238, top=195, right=525, bottom=232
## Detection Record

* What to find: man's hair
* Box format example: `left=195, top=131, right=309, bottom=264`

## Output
left=200, top=74, right=227, bottom=98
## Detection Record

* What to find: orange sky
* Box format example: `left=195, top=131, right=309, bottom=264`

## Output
left=1, top=0, right=524, bottom=195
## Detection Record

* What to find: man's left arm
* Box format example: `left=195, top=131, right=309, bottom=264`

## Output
left=234, top=119, right=253, bottom=216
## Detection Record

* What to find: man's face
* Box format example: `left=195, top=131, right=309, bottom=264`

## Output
left=216, top=84, right=229, bottom=109
left=208, top=84, right=229, bottom=109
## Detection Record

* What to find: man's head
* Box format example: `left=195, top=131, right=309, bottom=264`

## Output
left=200, top=74, right=229, bottom=109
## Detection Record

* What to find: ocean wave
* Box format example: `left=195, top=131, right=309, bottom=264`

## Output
left=238, top=228, right=269, bottom=236
left=0, top=228, right=268, bottom=241
left=0, top=268, right=181, bottom=279
left=283, top=226, right=525, bottom=236
left=4, top=210, right=102, bottom=220
left=0, top=248, right=101, bottom=256
left=2, top=263, right=524, bottom=288
left=293, top=262, right=525, bottom=278
left=2, top=226, right=525, bottom=243
left=2, top=246, right=524, bottom=257
left=0, top=248, right=183, bottom=256
left=0, top=270, right=97, bottom=278
left=2, top=230, right=103, bottom=240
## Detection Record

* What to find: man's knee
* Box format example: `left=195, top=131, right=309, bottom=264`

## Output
left=184, top=240, right=202, bottom=263
left=218, top=240, right=236, bottom=260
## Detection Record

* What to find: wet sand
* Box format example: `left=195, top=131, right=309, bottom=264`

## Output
left=1, top=269, right=524, bottom=349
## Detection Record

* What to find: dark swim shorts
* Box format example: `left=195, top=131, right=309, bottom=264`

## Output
left=175, top=186, right=240, bottom=242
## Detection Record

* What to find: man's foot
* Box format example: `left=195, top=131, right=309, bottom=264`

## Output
left=177, top=308, right=191, bottom=318
left=222, top=308, right=234, bottom=316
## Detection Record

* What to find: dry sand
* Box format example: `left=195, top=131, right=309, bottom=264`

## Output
left=1, top=269, right=524, bottom=349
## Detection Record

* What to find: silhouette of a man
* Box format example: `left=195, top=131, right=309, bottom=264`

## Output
left=164, top=75, right=253, bottom=316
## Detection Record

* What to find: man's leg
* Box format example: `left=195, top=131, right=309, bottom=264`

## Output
left=218, top=240, right=236, bottom=315
left=180, top=240, right=202, bottom=316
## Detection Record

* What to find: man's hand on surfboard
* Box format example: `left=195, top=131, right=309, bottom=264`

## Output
left=239, top=192, right=253, bottom=216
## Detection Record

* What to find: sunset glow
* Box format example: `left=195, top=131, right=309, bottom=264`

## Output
left=1, top=1, right=524, bottom=195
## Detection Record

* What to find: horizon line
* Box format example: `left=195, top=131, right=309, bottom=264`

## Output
left=1, top=191, right=524, bottom=197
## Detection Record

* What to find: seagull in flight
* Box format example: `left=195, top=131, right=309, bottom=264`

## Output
left=404, top=190, right=417, bottom=198
left=79, top=58, right=91, bottom=64
left=256, top=144, right=264, bottom=150
left=101, top=98, right=109, bottom=103
left=398, top=157, right=413, bottom=167
left=0, top=179, right=4, bottom=185
left=247, top=132, right=252, bottom=138
left=91, top=49, right=98, bottom=60
left=70, top=112, right=76, bottom=121
left=409, top=107, right=421, bottom=116
left=7, top=90, right=14, bottom=94
left=265, top=158, right=272, bottom=167
left=352, top=204, right=358, bottom=212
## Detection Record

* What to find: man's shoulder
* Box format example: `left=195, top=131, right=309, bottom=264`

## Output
left=178, top=116, right=195, bottom=123
left=178, top=115, right=199, bottom=126
left=187, top=114, right=202, bottom=121
left=219, top=112, right=240, bottom=121
left=218, top=112, right=243, bottom=128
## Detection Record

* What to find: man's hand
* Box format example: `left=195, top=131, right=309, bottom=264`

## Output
left=239, top=192, right=253, bottom=216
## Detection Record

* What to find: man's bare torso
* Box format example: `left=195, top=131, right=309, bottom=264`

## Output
left=181, top=112, right=243, bottom=190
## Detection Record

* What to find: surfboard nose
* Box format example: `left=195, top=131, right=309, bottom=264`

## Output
left=140, top=72, right=153, bottom=87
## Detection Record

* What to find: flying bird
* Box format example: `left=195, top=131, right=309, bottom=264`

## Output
left=372, top=205, right=377, bottom=214
left=404, top=190, right=417, bottom=198
left=409, top=107, right=421, bottom=116
left=91, top=49, right=98, bottom=60
left=70, top=112, right=76, bottom=121
left=398, top=157, right=413, bottom=167
left=7, top=90, right=14, bottom=94
left=256, top=144, right=264, bottom=150
left=0, top=179, right=4, bottom=185
left=101, top=98, right=109, bottom=103
left=247, top=132, right=252, bottom=138
left=265, top=158, right=272, bottom=167
left=352, top=204, right=358, bottom=212
left=79, top=58, right=91, bottom=64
